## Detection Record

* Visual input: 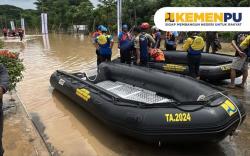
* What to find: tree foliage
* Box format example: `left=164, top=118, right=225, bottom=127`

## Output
left=1, top=0, right=249, bottom=33
left=170, top=0, right=249, bottom=7
left=0, top=5, right=22, bottom=29
left=0, top=5, right=40, bottom=33
left=34, top=0, right=94, bottom=32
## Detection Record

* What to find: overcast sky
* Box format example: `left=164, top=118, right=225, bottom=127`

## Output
left=0, top=0, right=99, bottom=9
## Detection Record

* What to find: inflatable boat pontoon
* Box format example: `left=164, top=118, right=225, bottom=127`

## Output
left=113, top=51, right=242, bottom=81
left=50, top=62, right=245, bottom=144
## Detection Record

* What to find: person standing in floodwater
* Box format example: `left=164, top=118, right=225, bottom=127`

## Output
left=134, top=23, right=155, bottom=66
left=151, top=26, right=161, bottom=49
left=92, top=25, right=103, bottom=65
left=95, top=26, right=114, bottom=64
left=165, top=31, right=178, bottom=51
left=205, top=31, right=219, bottom=53
left=18, top=28, right=24, bottom=41
left=0, top=64, right=9, bottom=156
left=118, top=24, right=133, bottom=64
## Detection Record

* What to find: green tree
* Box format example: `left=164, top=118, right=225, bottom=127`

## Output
left=34, top=0, right=94, bottom=32
left=2, top=0, right=249, bottom=34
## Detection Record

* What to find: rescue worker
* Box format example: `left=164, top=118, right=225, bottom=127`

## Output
left=229, top=32, right=250, bottom=88
left=95, top=26, right=114, bottom=64
left=118, top=24, right=133, bottom=64
left=18, top=28, right=24, bottom=41
left=134, top=23, right=155, bottom=66
left=205, top=31, right=219, bottom=53
left=165, top=31, right=178, bottom=50
left=183, top=32, right=205, bottom=79
left=151, top=26, right=161, bottom=49
left=0, top=64, right=9, bottom=156
left=132, top=27, right=141, bottom=59
left=92, top=25, right=103, bottom=65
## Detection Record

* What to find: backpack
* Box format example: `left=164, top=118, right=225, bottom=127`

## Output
left=188, top=36, right=205, bottom=55
left=120, top=32, right=131, bottom=41
left=97, top=34, right=108, bottom=45
left=119, top=32, right=134, bottom=51
left=139, top=34, right=149, bottom=60
left=149, top=48, right=165, bottom=62
left=97, top=35, right=112, bottom=56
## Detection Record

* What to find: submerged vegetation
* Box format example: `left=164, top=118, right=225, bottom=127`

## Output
left=0, top=0, right=249, bottom=33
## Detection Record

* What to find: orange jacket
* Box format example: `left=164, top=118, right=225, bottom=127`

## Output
left=149, top=48, right=165, bottom=62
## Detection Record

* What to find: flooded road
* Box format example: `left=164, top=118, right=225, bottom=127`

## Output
left=4, top=34, right=250, bottom=156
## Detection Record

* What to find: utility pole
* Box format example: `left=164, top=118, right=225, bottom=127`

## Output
left=117, top=0, right=122, bottom=35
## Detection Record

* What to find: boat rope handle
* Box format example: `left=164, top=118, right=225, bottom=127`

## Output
left=216, top=92, right=242, bottom=132
left=83, top=72, right=98, bottom=82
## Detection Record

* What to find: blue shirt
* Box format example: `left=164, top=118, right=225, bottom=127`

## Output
left=118, top=31, right=132, bottom=50
left=95, top=35, right=113, bottom=56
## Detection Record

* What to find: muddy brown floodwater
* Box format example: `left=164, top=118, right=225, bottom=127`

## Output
left=4, top=34, right=250, bottom=156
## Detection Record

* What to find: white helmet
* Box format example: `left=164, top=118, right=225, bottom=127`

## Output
left=151, top=26, right=159, bottom=31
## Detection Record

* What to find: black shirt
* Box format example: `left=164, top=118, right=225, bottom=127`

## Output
left=233, top=32, right=250, bottom=56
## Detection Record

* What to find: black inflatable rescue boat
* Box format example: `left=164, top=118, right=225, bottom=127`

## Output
left=113, top=51, right=242, bottom=81
left=50, top=62, right=246, bottom=143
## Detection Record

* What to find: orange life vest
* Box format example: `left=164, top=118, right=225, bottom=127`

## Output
left=149, top=48, right=165, bottom=62
left=92, top=31, right=102, bottom=38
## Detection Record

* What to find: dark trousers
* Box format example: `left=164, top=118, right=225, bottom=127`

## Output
left=165, top=43, right=176, bottom=51
left=99, top=55, right=111, bottom=64
left=206, top=40, right=216, bottom=53
left=187, top=54, right=201, bottom=78
left=96, top=49, right=101, bottom=65
left=139, top=59, right=148, bottom=66
left=19, top=34, right=23, bottom=41
left=120, top=50, right=132, bottom=64
left=0, top=101, right=3, bottom=156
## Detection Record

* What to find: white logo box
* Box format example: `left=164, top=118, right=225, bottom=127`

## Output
left=154, top=7, right=250, bottom=31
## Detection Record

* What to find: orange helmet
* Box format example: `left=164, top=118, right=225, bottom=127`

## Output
left=140, top=22, right=150, bottom=30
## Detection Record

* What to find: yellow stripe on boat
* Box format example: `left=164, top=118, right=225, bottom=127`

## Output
left=76, top=88, right=91, bottom=102
left=163, top=64, right=186, bottom=72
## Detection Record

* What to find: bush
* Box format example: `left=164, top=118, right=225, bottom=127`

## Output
left=0, top=50, right=25, bottom=91
left=218, top=32, right=235, bottom=42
